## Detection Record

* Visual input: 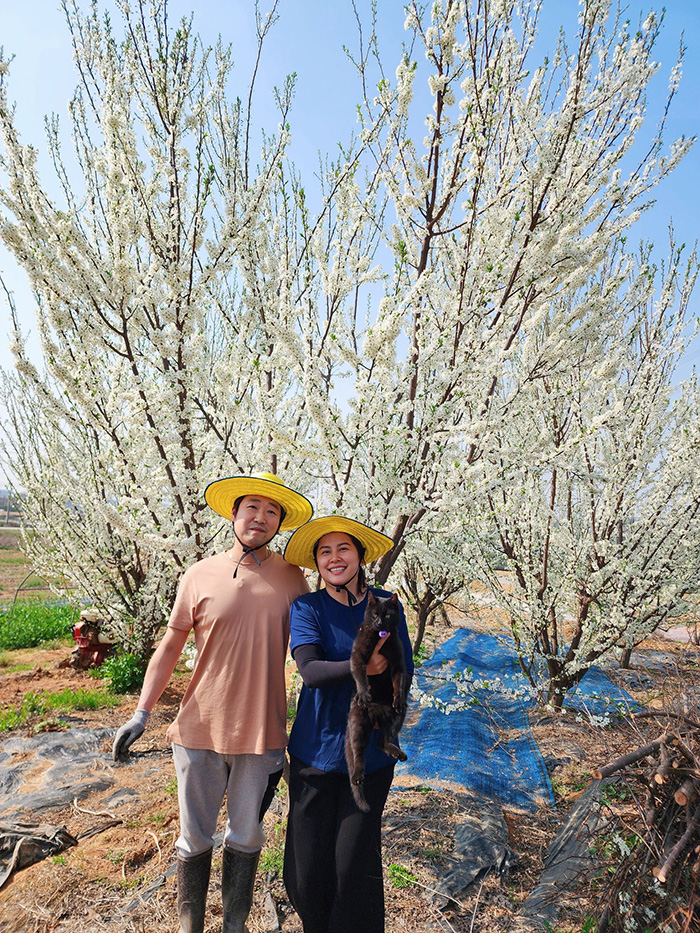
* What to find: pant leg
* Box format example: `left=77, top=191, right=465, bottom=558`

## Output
left=329, top=763, right=394, bottom=933
left=259, top=768, right=284, bottom=823
left=172, top=744, right=230, bottom=858
left=283, top=756, right=342, bottom=933
left=223, top=748, right=285, bottom=853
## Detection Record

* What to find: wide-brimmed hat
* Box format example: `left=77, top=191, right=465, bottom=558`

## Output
left=284, top=516, right=394, bottom=570
left=204, top=472, right=313, bottom=531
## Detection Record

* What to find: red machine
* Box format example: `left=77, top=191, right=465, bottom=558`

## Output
left=71, top=609, right=117, bottom=669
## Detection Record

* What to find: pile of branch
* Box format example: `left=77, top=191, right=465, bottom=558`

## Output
left=590, top=718, right=700, bottom=932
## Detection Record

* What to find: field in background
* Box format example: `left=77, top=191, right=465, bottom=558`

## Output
left=0, top=528, right=66, bottom=603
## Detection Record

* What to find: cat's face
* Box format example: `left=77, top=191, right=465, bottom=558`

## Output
left=365, top=592, right=400, bottom=633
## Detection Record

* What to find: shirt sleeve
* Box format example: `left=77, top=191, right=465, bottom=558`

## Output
left=291, top=565, right=311, bottom=600
left=289, top=595, right=322, bottom=653
left=168, top=568, right=196, bottom=632
left=292, top=642, right=352, bottom=688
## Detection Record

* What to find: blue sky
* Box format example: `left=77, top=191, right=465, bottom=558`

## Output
left=0, top=0, right=698, bottom=374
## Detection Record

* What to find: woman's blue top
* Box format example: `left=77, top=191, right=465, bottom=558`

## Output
left=288, top=587, right=414, bottom=774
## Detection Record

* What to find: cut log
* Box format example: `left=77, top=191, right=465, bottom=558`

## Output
left=652, top=741, right=672, bottom=785
left=674, top=778, right=699, bottom=808
left=593, top=735, right=669, bottom=780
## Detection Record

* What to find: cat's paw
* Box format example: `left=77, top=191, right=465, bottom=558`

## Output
left=384, top=742, right=407, bottom=762
left=356, top=689, right=372, bottom=708
left=394, top=698, right=407, bottom=715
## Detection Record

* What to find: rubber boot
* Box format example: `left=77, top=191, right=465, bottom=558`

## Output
left=177, top=848, right=212, bottom=933
left=221, top=846, right=260, bottom=933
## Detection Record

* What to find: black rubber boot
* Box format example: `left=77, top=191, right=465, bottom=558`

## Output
left=177, top=848, right=212, bottom=933
left=221, top=846, right=260, bottom=933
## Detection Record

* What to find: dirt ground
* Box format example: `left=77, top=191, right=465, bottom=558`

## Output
left=0, top=591, right=699, bottom=931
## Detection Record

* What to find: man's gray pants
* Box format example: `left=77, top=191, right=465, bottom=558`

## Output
left=172, top=744, right=284, bottom=857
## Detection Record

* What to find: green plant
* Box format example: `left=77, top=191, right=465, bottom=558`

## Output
left=0, top=659, right=32, bottom=673
left=165, top=778, right=178, bottom=796
left=413, top=644, right=430, bottom=665
left=0, top=687, right=120, bottom=732
left=118, top=876, right=141, bottom=890
left=32, top=717, right=69, bottom=733
left=600, top=781, right=633, bottom=804
left=98, top=651, right=147, bottom=694
left=387, top=864, right=417, bottom=889
left=0, top=601, right=75, bottom=650
left=259, top=845, right=284, bottom=876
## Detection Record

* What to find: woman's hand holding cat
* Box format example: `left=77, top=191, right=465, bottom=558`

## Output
left=366, top=635, right=389, bottom=675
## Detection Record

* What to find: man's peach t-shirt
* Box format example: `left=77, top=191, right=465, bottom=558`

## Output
left=166, top=551, right=308, bottom=755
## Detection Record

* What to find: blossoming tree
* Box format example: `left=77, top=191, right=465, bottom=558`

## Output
left=0, top=0, right=696, bottom=681
left=0, top=0, right=326, bottom=652
left=294, top=0, right=693, bottom=594
left=465, top=238, right=700, bottom=707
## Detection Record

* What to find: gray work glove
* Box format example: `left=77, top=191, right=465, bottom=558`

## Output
left=112, top=709, right=150, bottom=761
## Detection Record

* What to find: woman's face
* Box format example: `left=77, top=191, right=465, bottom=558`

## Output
left=315, top=532, right=361, bottom=589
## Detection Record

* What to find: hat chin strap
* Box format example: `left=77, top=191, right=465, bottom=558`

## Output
left=231, top=527, right=277, bottom=579
left=333, top=567, right=361, bottom=607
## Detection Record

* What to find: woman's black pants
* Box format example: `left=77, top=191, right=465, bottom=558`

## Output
left=283, top=755, right=394, bottom=933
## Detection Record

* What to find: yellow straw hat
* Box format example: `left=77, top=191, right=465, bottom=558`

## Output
left=283, top=516, right=394, bottom=570
left=204, top=472, right=313, bottom=531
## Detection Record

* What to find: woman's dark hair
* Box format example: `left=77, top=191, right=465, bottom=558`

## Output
left=313, top=533, right=367, bottom=591
left=232, top=495, right=286, bottom=530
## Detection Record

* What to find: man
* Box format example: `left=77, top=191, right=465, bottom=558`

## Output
left=113, top=472, right=312, bottom=933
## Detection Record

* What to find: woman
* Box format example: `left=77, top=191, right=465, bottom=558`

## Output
left=282, top=516, right=414, bottom=933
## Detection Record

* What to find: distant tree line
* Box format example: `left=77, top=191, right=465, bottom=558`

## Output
left=0, top=489, right=24, bottom=528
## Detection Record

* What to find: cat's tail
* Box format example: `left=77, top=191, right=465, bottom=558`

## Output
left=350, top=778, right=370, bottom=813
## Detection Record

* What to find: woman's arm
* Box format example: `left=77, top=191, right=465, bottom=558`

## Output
left=294, top=634, right=389, bottom=688
left=293, top=643, right=351, bottom=688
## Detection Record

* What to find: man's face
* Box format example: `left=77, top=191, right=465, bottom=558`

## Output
left=232, top=494, right=283, bottom=549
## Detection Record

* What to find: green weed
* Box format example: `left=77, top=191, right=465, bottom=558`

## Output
left=600, top=781, right=632, bottom=804
left=97, top=651, right=147, bottom=694
left=0, top=550, right=33, bottom=567
left=259, top=845, right=284, bottom=876
left=0, top=601, right=75, bottom=651
left=0, top=687, right=120, bottom=732
left=387, top=864, right=417, bottom=889
left=32, top=717, right=69, bottom=733
left=413, top=644, right=430, bottom=665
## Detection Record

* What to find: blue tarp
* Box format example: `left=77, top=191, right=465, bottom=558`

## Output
left=395, top=628, right=637, bottom=812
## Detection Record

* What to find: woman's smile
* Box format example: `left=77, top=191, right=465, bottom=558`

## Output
left=315, top=533, right=361, bottom=591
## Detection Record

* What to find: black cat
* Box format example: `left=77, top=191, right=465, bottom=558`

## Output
left=345, top=590, right=409, bottom=812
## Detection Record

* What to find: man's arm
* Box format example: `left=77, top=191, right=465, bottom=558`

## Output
left=136, top=626, right=190, bottom=712
left=113, top=626, right=190, bottom=761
